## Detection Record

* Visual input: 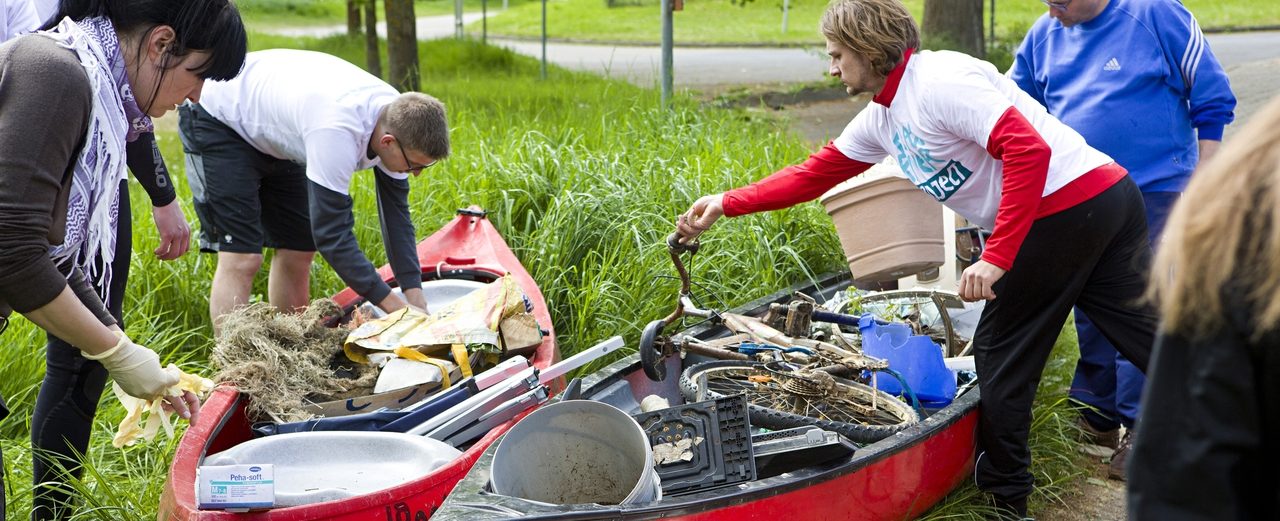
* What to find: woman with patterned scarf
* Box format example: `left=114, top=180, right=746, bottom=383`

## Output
left=0, top=0, right=245, bottom=518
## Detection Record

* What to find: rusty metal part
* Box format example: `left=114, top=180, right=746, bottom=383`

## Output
left=659, top=232, right=699, bottom=325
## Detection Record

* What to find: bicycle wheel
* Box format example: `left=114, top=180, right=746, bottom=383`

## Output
left=679, top=360, right=919, bottom=444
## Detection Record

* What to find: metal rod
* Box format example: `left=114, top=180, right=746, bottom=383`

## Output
left=989, top=0, right=996, bottom=50
left=541, top=0, right=548, bottom=80
left=660, top=0, right=673, bottom=107
left=455, top=0, right=464, bottom=38
left=679, top=296, right=713, bottom=318
left=781, top=0, right=789, bottom=33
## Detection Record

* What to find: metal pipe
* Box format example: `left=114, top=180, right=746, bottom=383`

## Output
left=781, top=0, right=789, bottom=33
left=660, top=0, right=673, bottom=107
left=989, top=0, right=996, bottom=51
left=679, top=296, right=713, bottom=318
left=455, top=0, right=464, bottom=39
left=541, top=0, right=548, bottom=80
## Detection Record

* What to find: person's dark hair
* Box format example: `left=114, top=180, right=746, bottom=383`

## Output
left=41, top=0, right=246, bottom=82
left=385, top=93, right=450, bottom=161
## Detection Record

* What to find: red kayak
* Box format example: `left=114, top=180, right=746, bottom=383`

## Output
left=432, top=272, right=979, bottom=521
left=158, top=207, right=560, bottom=520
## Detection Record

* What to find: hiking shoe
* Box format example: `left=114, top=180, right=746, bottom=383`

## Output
left=1109, top=430, right=1132, bottom=481
left=1077, top=417, right=1120, bottom=450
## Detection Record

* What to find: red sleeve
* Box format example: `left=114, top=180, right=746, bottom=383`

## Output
left=980, top=107, right=1052, bottom=270
left=722, top=142, right=874, bottom=217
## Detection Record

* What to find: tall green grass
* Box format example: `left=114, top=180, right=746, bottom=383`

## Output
left=0, top=33, right=840, bottom=517
left=0, top=32, right=1086, bottom=519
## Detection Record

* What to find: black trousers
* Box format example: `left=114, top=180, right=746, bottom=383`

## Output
left=973, top=176, right=1157, bottom=503
left=29, top=181, right=129, bottom=521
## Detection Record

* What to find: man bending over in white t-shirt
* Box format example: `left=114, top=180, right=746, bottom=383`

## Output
left=178, top=48, right=449, bottom=334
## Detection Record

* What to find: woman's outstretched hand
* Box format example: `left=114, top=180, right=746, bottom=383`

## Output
left=676, top=193, right=726, bottom=244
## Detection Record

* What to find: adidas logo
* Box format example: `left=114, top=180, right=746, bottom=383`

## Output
left=1103, top=58, right=1121, bottom=71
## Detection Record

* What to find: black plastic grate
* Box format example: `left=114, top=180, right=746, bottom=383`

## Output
left=632, top=393, right=756, bottom=496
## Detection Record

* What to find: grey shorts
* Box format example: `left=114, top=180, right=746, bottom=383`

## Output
left=177, top=103, right=316, bottom=254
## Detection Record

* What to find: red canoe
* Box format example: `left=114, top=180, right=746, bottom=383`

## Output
left=432, top=272, right=980, bottom=521
left=158, top=207, right=560, bottom=520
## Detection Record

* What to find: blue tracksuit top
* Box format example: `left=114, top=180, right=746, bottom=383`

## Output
left=1009, top=0, right=1236, bottom=193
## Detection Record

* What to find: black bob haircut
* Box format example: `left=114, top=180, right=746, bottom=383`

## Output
left=42, top=0, right=247, bottom=82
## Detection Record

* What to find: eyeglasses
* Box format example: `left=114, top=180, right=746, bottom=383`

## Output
left=1040, top=0, right=1070, bottom=10
left=393, top=135, right=438, bottom=172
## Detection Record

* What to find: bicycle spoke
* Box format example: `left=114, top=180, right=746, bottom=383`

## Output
left=694, top=365, right=914, bottom=427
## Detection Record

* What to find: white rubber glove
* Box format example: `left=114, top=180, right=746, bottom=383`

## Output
left=83, top=334, right=180, bottom=401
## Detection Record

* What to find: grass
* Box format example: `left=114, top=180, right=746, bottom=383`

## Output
left=1, top=31, right=836, bottom=517
left=236, top=0, right=543, bottom=29
left=1, top=29, right=1088, bottom=521
left=473, top=0, right=1280, bottom=46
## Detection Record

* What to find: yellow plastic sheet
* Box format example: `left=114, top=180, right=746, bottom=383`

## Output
left=111, top=365, right=214, bottom=448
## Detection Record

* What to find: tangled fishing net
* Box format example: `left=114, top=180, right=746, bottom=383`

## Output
left=212, top=299, right=375, bottom=423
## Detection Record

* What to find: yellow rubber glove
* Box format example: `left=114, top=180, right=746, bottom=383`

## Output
left=112, top=367, right=214, bottom=448
left=83, top=333, right=180, bottom=400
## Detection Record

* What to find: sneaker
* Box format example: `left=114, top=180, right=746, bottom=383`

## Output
left=1109, top=430, right=1132, bottom=481
left=1076, top=417, right=1120, bottom=450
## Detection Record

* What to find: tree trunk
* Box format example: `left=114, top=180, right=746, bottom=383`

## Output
left=364, top=0, right=382, bottom=78
left=922, top=0, right=984, bottom=58
left=385, top=0, right=420, bottom=92
left=347, top=0, right=362, bottom=35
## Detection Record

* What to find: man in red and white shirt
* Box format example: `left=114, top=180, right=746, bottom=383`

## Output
left=675, top=0, right=1156, bottom=518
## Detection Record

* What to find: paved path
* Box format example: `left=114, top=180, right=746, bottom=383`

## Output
left=269, top=13, right=488, bottom=39
left=272, top=14, right=1280, bottom=91
left=494, top=30, right=1280, bottom=88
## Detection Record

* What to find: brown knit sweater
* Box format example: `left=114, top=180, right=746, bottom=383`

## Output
left=0, top=34, right=114, bottom=325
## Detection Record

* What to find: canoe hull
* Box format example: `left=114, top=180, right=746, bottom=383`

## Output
left=158, top=208, right=558, bottom=521
left=431, top=273, right=979, bottom=521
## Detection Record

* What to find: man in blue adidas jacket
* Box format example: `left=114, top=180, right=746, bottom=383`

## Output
left=1009, top=0, right=1235, bottom=482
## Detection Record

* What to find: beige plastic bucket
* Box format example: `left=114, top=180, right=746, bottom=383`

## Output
left=819, top=165, right=944, bottom=283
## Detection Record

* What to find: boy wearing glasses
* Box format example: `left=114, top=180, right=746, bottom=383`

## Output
left=178, top=49, right=449, bottom=333
left=1009, top=0, right=1235, bottom=482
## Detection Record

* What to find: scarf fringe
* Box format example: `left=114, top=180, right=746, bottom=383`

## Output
left=40, top=17, right=134, bottom=303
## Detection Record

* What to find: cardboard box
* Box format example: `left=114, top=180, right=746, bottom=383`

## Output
left=197, top=464, right=274, bottom=511
left=499, top=312, right=543, bottom=357
left=302, top=369, right=460, bottom=418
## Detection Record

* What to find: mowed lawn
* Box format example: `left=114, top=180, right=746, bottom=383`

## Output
left=476, top=0, right=1280, bottom=45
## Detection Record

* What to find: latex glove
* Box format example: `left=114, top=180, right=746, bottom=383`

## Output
left=151, top=201, right=191, bottom=260
left=112, top=369, right=211, bottom=448
left=676, top=193, right=725, bottom=244
left=83, top=334, right=181, bottom=401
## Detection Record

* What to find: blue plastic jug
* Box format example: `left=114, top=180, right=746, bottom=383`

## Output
left=858, top=314, right=957, bottom=407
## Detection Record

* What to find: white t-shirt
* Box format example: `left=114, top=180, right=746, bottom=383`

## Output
left=28, top=0, right=53, bottom=26
left=1, top=0, right=40, bottom=43
left=835, top=50, right=1112, bottom=229
left=198, top=49, right=407, bottom=195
